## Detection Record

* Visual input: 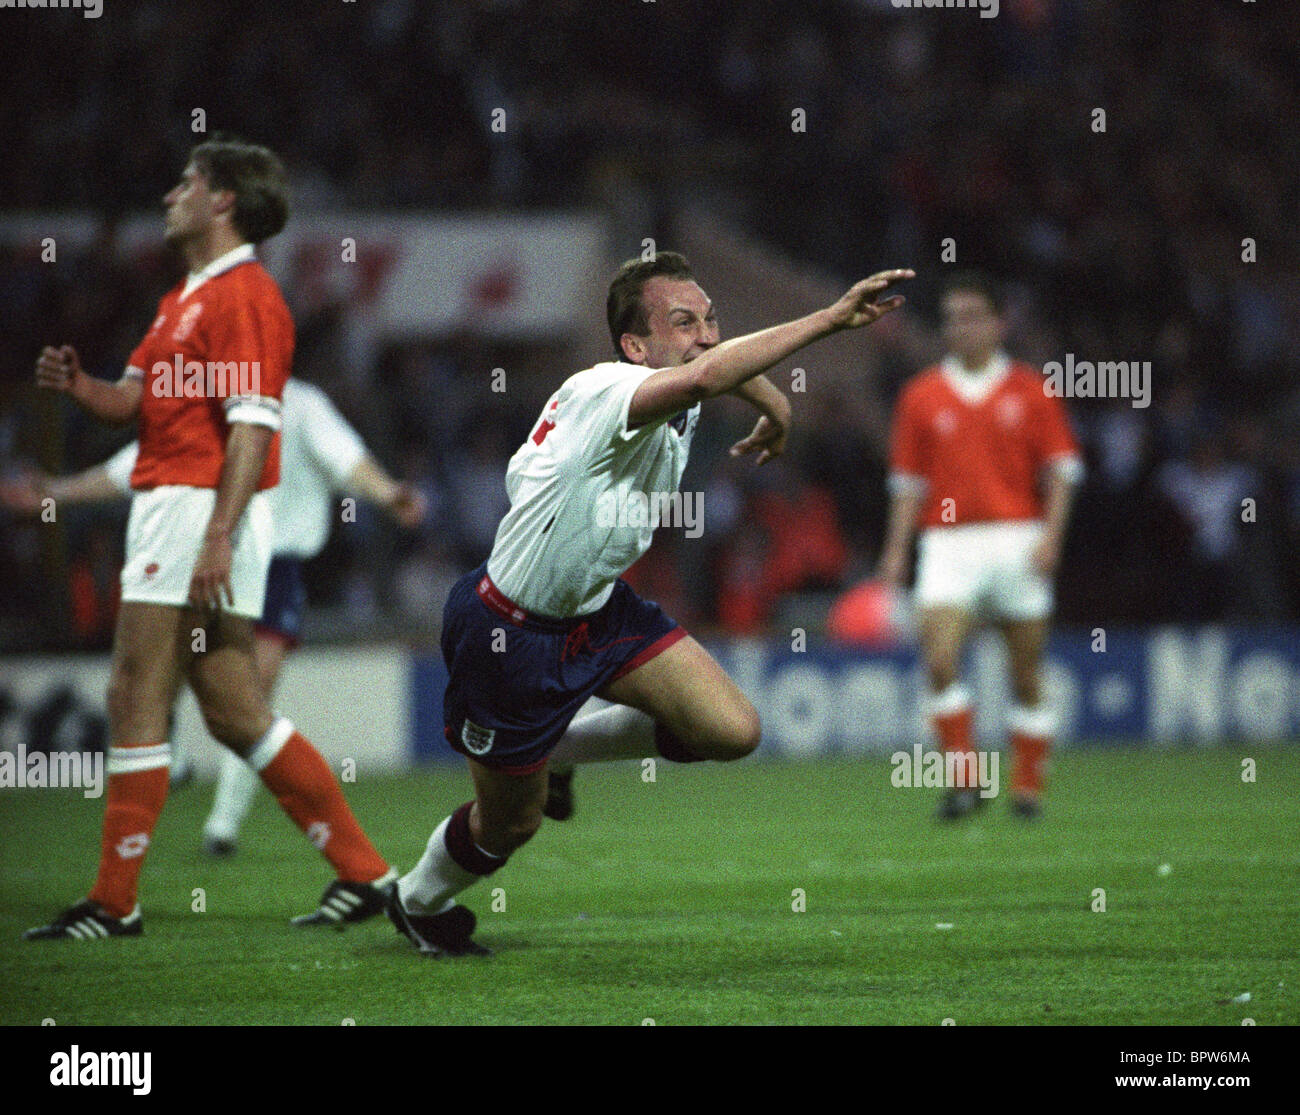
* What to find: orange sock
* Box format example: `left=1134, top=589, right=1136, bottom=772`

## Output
left=88, top=741, right=171, bottom=918
left=1010, top=732, right=1049, bottom=797
left=932, top=700, right=977, bottom=788
left=253, top=722, right=388, bottom=884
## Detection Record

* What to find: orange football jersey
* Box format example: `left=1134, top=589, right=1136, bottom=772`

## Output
left=126, top=255, right=294, bottom=490
left=890, top=359, right=1079, bottom=528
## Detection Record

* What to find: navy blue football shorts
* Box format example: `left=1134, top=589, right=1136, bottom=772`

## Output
left=440, top=564, right=686, bottom=774
left=253, top=556, right=306, bottom=647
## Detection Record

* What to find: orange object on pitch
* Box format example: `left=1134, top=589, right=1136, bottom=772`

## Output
left=827, top=579, right=900, bottom=647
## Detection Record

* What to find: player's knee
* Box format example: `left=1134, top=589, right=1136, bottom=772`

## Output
left=1012, top=675, right=1041, bottom=706
left=196, top=699, right=262, bottom=749
left=711, top=703, right=761, bottom=761
left=198, top=706, right=241, bottom=747
left=735, top=706, right=762, bottom=758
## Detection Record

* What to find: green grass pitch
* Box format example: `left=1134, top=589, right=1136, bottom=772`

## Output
left=1, top=748, right=1297, bottom=1025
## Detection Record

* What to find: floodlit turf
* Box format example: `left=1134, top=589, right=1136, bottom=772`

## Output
left=1, top=748, right=1297, bottom=1026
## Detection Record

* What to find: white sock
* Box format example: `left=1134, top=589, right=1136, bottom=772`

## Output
left=928, top=683, right=972, bottom=719
left=203, top=748, right=260, bottom=843
left=165, top=707, right=190, bottom=780
left=548, top=704, right=657, bottom=771
left=398, top=815, right=486, bottom=915
left=1007, top=702, right=1056, bottom=738
left=245, top=716, right=295, bottom=771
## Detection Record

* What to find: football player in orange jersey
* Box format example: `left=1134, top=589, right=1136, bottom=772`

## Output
left=25, top=137, right=396, bottom=941
left=879, top=273, right=1082, bottom=819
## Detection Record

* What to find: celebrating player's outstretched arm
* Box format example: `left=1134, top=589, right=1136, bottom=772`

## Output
left=625, top=268, right=913, bottom=428
left=824, top=270, right=914, bottom=329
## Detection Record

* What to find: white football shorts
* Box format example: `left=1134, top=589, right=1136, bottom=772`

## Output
left=120, top=485, right=273, bottom=619
left=914, top=520, right=1053, bottom=621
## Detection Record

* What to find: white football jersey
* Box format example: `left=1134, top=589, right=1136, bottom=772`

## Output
left=102, top=440, right=140, bottom=496
left=486, top=361, right=701, bottom=617
left=103, top=379, right=366, bottom=559
left=267, top=380, right=366, bottom=557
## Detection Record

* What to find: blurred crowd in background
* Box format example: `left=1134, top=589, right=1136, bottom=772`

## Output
left=1, top=0, right=1297, bottom=651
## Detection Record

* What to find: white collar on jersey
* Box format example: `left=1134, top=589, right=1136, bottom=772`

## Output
left=940, top=350, right=1010, bottom=405
left=180, top=242, right=256, bottom=301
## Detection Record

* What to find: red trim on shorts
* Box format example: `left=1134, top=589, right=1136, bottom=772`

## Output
left=611, top=625, right=687, bottom=681
left=494, top=755, right=551, bottom=777
left=253, top=624, right=300, bottom=650
left=476, top=574, right=530, bottom=626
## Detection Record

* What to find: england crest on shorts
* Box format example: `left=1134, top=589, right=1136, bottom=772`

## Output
left=461, top=719, right=496, bottom=756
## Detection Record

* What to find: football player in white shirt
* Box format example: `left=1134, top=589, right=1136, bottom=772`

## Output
left=386, top=252, right=913, bottom=957
left=4, top=378, right=426, bottom=862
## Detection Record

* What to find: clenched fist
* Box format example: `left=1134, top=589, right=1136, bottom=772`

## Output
left=35, top=345, right=84, bottom=393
